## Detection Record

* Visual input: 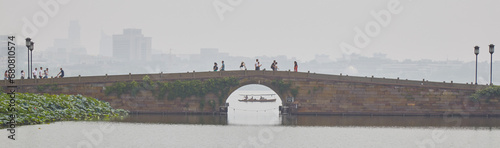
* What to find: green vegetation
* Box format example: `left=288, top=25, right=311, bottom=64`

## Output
left=271, top=79, right=300, bottom=98
left=0, top=93, right=128, bottom=126
left=470, top=85, right=500, bottom=103
left=105, top=76, right=240, bottom=107
left=104, top=81, right=140, bottom=97
left=290, top=87, right=299, bottom=98
left=271, top=80, right=292, bottom=95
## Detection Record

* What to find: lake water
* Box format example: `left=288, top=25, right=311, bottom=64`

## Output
left=2, top=85, right=500, bottom=148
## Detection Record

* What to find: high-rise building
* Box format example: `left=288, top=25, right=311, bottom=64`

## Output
left=68, top=20, right=81, bottom=47
left=46, top=20, right=87, bottom=63
left=112, top=29, right=152, bottom=61
left=99, top=31, right=112, bottom=57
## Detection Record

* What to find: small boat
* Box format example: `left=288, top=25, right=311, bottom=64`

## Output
left=238, top=94, right=277, bottom=102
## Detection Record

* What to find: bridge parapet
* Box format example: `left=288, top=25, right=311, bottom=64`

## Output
left=0, top=71, right=486, bottom=91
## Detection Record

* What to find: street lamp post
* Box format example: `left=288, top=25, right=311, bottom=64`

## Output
left=475, top=46, right=480, bottom=85
left=490, top=44, right=495, bottom=85
left=30, top=42, right=34, bottom=79
left=25, top=38, right=31, bottom=79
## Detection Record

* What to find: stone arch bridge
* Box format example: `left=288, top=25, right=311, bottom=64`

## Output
left=2, top=70, right=499, bottom=116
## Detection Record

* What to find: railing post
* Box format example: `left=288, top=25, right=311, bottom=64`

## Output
left=307, top=71, right=310, bottom=78
left=160, top=72, right=163, bottom=78
left=129, top=73, right=131, bottom=80
left=193, top=71, right=195, bottom=78
left=78, top=75, right=81, bottom=83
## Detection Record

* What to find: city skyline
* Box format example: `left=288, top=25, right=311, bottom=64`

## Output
left=1, top=21, right=499, bottom=85
left=1, top=0, right=498, bottom=62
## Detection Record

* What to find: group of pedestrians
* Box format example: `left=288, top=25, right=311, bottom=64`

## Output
left=29, top=67, right=50, bottom=79
left=213, top=61, right=225, bottom=72
left=212, top=59, right=298, bottom=72
left=4, top=67, right=65, bottom=80
left=255, top=59, right=298, bottom=72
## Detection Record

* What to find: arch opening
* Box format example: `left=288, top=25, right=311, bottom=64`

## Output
left=225, top=84, right=282, bottom=125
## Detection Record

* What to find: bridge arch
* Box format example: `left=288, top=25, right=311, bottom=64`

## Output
left=226, top=77, right=287, bottom=103
left=226, top=84, right=283, bottom=103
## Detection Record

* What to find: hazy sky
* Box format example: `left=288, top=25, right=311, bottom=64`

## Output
left=1, top=0, right=499, bottom=62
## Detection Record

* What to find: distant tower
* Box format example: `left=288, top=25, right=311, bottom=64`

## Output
left=67, top=20, right=86, bottom=55
left=47, top=20, right=87, bottom=64
left=99, top=31, right=113, bottom=57
left=112, top=29, right=152, bottom=61
left=68, top=20, right=81, bottom=46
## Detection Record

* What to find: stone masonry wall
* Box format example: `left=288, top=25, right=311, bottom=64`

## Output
left=2, top=71, right=499, bottom=116
left=287, top=78, right=500, bottom=116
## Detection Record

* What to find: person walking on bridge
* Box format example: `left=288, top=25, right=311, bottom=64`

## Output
left=221, top=61, right=225, bottom=71
left=213, top=62, right=219, bottom=72
left=255, top=59, right=262, bottom=71
left=44, top=68, right=49, bottom=79
left=294, top=61, right=298, bottom=72
left=21, top=70, right=25, bottom=79
left=33, top=68, right=38, bottom=79
left=271, top=60, right=278, bottom=71
left=56, top=68, right=64, bottom=78
left=39, top=67, right=43, bottom=79
left=240, top=62, right=247, bottom=70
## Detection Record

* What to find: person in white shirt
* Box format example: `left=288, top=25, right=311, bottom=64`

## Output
left=21, top=70, right=25, bottom=79
left=255, top=59, right=261, bottom=71
left=39, top=67, right=43, bottom=79
left=33, top=68, right=37, bottom=79
left=240, top=62, right=247, bottom=70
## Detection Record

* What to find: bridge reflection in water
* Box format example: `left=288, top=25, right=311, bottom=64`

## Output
left=114, top=114, right=500, bottom=128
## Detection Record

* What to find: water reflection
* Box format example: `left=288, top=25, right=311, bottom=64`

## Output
left=116, top=114, right=228, bottom=125
left=114, top=114, right=500, bottom=129
left=227, top=107, right=281, bottom=125
left=282, top=115, right=500, bottom=128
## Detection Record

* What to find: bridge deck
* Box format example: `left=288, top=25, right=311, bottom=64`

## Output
left=1, top=70, right=484, bottom=90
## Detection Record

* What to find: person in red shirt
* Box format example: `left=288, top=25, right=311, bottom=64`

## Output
left=294, top=61, right=298, bottom=72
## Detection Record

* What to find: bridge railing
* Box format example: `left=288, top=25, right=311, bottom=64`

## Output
left=308, top=72, right=480, bottom=90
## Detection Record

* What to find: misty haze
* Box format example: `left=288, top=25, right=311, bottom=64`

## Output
left=1, top=0, right=500, bottom=148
